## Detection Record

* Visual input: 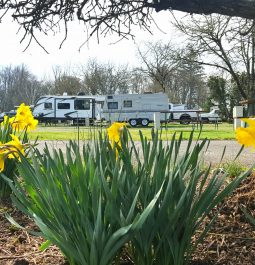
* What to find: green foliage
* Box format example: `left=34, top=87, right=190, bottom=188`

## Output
left=201, top=97, right=214, bottom=113
left=124, top=131, right=249, bottom=265
left=221, top=161, right=246, bottom=179
left=207, top=76, right=231, bottom=121
left=3, top=135, right=162, bottom=265
left=177, top=47, right=206, bottom=108
left=2, top=129, right=250, bottom=265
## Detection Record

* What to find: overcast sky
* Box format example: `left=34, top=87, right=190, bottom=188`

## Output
left=0, top=10, right=184, bottom=79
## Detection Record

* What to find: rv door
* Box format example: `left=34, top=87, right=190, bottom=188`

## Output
left=74, top=98, right=94, bottom=119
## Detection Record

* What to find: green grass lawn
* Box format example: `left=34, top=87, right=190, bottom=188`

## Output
left=28, top=122, right=236, bottom=141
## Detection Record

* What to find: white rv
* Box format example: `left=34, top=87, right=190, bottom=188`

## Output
left=33, top=95, right=105, bottom=124
left=101, top=93, right=169, bottom=127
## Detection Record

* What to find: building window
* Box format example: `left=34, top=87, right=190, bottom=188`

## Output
left=108, top=102, right=118, bottom=109
left=57, top=103, right=70, bottom=109
left=74, top=99, right=90, bottom=110
left=44, top=102, right=52, bottom=109
left=123, top=100, right=132, bottom=108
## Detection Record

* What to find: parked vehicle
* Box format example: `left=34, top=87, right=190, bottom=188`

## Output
left=200, top=109, right=222, bottom=123
left=0, top=110, right=16, bottom=123
left=33, top=95, right=105, bottom=124
left=101, top=93, right=169, bottom=127
left=168, top=103, right=200, bottom=124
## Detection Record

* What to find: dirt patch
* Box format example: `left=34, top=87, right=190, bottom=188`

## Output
left=0, top=201, right=66, bottom=265
left=193, top=174, right=255, bottom=265
left=0, top=174, right=254, bottom=265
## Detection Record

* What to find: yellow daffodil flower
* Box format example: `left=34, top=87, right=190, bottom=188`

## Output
left=6, top=134, right=25, bottom=158
left=236, top=118, right=255, bottom=148
left=107, top=122, right=126, bottom=148
left=0, top=134, right=25, bottom=172
left=16, top=103, right=31, bottom=117
left=0, top=152, right=6, bottom=172
left=1, top=103, right=38, bottom=131
left=0, top=103, right=32, bottom=173
left=25, top=116, right=38, bottom=131
left=0, top=147, right=10, bottom=172
left=0, top=143, right=9, bottom=172
left=3, top=116, right=15, bottom=124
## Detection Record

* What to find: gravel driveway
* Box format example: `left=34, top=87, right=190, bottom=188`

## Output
left=35, top=140, right=255, bottom=167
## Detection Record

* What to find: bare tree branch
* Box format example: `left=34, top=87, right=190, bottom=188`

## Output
left=0, top=0, right=255, bottom=49
left=173, top=14, right=255, bottom=99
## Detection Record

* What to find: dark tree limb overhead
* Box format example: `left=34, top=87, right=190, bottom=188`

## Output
left=0, top=0, right=255, bottom=48
left=152, top=0, right=255, bottom=20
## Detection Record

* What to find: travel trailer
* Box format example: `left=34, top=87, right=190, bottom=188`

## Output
left=101, top=93, right=169, bottom=127
left=33, top=95, right=105, bottom=123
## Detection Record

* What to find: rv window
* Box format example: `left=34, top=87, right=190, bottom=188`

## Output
left=57, top=103, right=70, bottom=109
left=123, top=100, right=132, bottom=108
left=107, top=95, right=113, bottom=99
left=44, top=102, right=52, bottom=109
left=74, top=99, right=90, bottom=110
left=108, top=102, right=118, bottom=109
left=169, top=105, right=171, bottom=110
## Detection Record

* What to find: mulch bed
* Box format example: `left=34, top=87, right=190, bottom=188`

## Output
left=193, top=174, right=255, bottom=265
left=0, top=175, right=254, bottom=265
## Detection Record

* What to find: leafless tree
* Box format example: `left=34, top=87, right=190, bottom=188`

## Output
left=174, top=15, right=255, bottom=100
left=51, top=65, right=82, bottom=95
left=137, top=41, right=178, bottom=93
left=129, top=68, right=151, bottom=94
left=0, top=66, right=14, bottom=111
left=0, top=64, right=47, bottom=111
left=136, top=41, right=207, bottom=107
left=0, top=1, right=254, bottom=49
left=81, top=58, right=130, bottom=95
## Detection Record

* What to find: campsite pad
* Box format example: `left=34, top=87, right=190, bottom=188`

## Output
left=0, top=174, right=254, bottom=265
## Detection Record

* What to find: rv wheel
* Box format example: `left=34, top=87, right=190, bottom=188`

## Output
left=141, top=119, right=149, bottom=127
left=129, top=119, right=138, bottom=127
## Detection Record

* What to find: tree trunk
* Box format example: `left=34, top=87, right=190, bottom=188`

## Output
left=247, top=23, right=255, bottom=116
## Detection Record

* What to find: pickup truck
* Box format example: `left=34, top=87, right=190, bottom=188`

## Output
left=200, top=109, right=222, bottom=123
left=168, top=103, right=199, bottom=124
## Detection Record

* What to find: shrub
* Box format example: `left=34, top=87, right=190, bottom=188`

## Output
left=122, top=132, right=249, bottom=265
left=2, top=128, right=250, bottom=265
left=3, top=137, right=161, bottom=265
